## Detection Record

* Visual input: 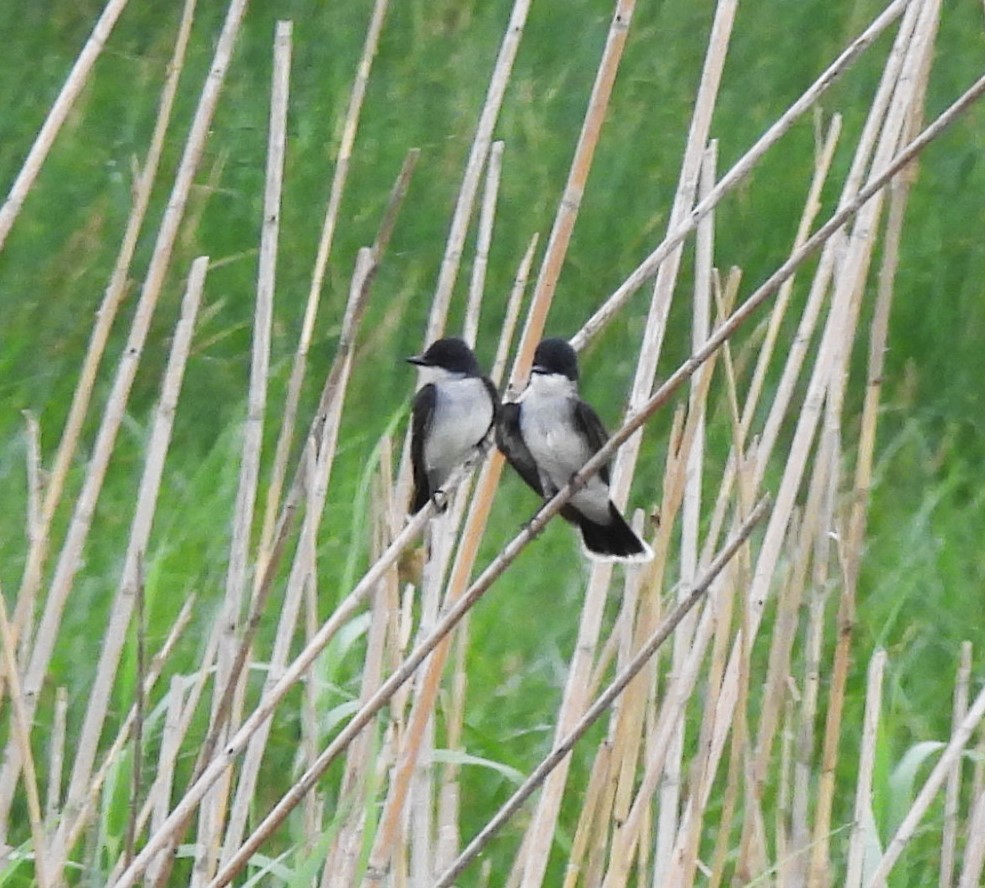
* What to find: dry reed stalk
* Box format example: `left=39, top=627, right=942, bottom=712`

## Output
left=974, top=708, right=985, bottom=808
left=529, top=5, right=736, bottom=875
left=845, top=649, right=887, bottom=888
left=746, top=0, right=920, bottom=507
left=958, top=784, right=985, bottom=888
left=193, top=151, right=417, bottom=843
left=675, top=395, right=754, bottom=888
left=811, top=11, right=940, bottom=881
left=426, top=0, right=530, bottom=342
left=365, top=245, right=527, bottom=879
left=800, top=443, right=844, bottom=887
left=602, top=408, right=683, bottom=805
left=673, top=507, right=741, bottom=888
left=14, top=412, right=42, bottom=674
left=52, top=255, right=207, bottom=869
left=210, top=71, right=985, bottom=883
left=257, top=0, right=389, bottom=565
left=561, top=739, right=612, bottom=888
left=776, top=696, right=795, bottom=886
left=750, top=444, right=827, bottom=801
left=599, top=433, right=710, bottom=887
left=463, top=140, right=505, bottom=347
left=0, top=0, right=132, bottom=251
left=433, top=553, right=479, bottom=871
left=0, top=0, right=250, bottom=832
left=656, top=137, right=718, bottom=885
left=868, top=683, right=985, bottom=884
left=516, top=0, right=637, bottom=375
left=513, top=0, right=664, bottom=876
left=299, top=454, right=322, bottom=853
left=218, top=247, right=371, bottom=864
left=55, top=595, right=196, bottom=875
left=436, top=496, right=770, bottom=888
left=123, top=67, right=985, bottom=880
left=738, top=111, right=841, bottom=444
left=322, top=439, right=399, bottom=886
left=572, top=0, right=914, bottom=351
left=44, top=686, right=67, bottom=833
left=144, top=676, right=188, bottom=885
left=0, top=590, right=48, bottom=886
left=695, top=114, right=839, bottom=564
left=10, top=0, right=198, bottom=656
left=124, top=562, right=147, bottom=869
left=941, top=642, right=973, bottom=887
left=120, top=493, right=440, bottom=887
left=689, top=11, right=949, bottom=842
left=491, top=234, right=539, bottom=386
left=197, top=23, right=293, bottom=881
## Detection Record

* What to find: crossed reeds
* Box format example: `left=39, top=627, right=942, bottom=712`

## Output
left=1, top=0, right=984, bottom=885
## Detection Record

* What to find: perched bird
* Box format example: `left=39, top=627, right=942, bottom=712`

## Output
left=407, top=337, right=499, bottom=514
left=496, top=338, right=652, bottom=562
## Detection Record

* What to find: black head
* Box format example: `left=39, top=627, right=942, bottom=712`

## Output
left=532, top=337, right=579, bottom=381
left=406, top=337, right=481, bottom=375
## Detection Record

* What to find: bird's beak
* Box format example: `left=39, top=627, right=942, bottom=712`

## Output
left=406, top=355, right=428, bottom=366
left=531, top=364, right=547, bottom=375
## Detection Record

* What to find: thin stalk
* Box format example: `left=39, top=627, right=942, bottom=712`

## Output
left=845, top=649, right=887, bottom=888
left=0, top=590, right=48, bottom=887
left=54, top=595, right=196, bottom=874
left=436, top=497, right=770, bottom=888
left=127, top=80, right=985, bottom=883
left=868, top=683, right=985, bottom=885
left=463, top=140, right=505, bottom=347
left=0, top=0, right=251, bottom=829
left=572, top=0, right=914, bottom=350
left=0, top=0, right=133, bottom=250
left=258, top=0, right=390, bottom=562
left=426, top=0, right=531, bottom=342
left=12, top=0, right=199, bottom=656
left=198, top=22, right=292, bottom=880
left=55, top=256, right=207, bottom=863
left=941, top=642, right=973, bottom=887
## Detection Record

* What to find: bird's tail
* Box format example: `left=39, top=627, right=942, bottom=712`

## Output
left=410, top=483, right=430, bottom=514
left=574, top=502, right=653, bottom=562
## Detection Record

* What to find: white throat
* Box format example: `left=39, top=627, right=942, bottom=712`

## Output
left=416, top=364, right=465, bottom=386
left=525, top=371, right=577, bottom=398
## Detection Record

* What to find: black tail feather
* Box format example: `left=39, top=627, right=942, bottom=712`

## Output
left=410, top=482, right=430, bottom=514
left=573, top=502, right=652, bottom=562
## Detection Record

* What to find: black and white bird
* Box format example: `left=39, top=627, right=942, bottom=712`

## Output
left=496, top=338, right=652, bottom=562
left=407, top=337, right=499, bottom=514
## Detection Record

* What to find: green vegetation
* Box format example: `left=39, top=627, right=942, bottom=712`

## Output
left=0, top=0, right=983, bottom=885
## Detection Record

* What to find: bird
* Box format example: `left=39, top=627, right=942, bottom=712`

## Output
left=496, top=337, right=652, bottom=562
left=407, top=337, right=500, bottom=514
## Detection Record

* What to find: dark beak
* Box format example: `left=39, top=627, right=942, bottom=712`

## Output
left=531, top=364, right=547, bottom=375
left=406, top=355, right=428, bottom=366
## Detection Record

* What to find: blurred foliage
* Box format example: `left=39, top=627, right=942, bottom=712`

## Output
left=0, top=0, right=983, bottom=883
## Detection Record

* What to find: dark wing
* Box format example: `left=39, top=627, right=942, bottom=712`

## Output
left=573, top=398, right=611, bottom=485
left=480, top=375, right=501, bottom=439
left=410, top=383, right=437, bottom=512
left=495, top=402, right=544, bottom=496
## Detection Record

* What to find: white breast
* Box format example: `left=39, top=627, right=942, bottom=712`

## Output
left=519, top=375, right=611, bottom=523
left=424, top=377, right=493, bottom=481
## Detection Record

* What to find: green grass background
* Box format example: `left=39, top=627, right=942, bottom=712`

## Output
left=1, top=0, right=984, bottom=883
